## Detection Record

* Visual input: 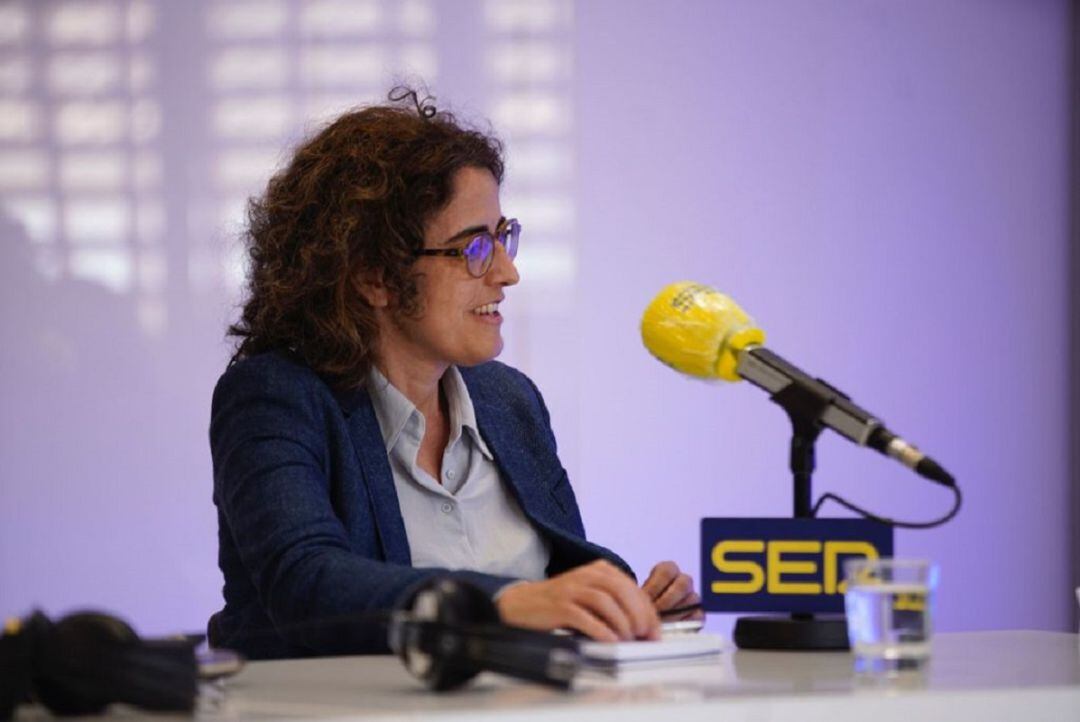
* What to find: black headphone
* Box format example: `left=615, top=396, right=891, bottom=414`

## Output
left=0, top=610, right=197, bottom=720
left=0, top=578, right=580, bottom=718
left=390, top=577, right=581, bottom=691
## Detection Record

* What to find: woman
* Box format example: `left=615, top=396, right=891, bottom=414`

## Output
left=208, top=89, right=702, bottom=658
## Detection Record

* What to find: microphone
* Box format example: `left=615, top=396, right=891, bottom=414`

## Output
left=640, top=281, right=955, bottom=487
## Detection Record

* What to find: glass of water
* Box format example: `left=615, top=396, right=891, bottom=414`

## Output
left=843, top=558, right=939, bottom=673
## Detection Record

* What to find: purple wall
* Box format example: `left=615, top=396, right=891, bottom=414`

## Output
left=567, top=0, right=1072, bottom=634
left=0, top=0, right=1071, bottom=636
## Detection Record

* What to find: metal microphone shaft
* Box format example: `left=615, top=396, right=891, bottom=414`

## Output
left=736, top=346, right=955, bottom=487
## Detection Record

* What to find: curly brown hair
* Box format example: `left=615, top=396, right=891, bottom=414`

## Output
left=228, top=88, right=504, bottom=389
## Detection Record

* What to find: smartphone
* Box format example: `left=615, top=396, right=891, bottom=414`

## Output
left=553, top=618, right=705, bottom=639
left=661, top=619, right=705, bottom=635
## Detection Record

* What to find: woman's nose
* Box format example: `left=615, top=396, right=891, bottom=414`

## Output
left=487, top=240, right=519, bottom=286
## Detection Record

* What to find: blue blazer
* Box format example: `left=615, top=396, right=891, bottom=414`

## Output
left=208, top=352, right=630, bottom=659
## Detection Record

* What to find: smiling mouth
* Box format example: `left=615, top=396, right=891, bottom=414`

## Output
left=472, top=302, right=500, bottom=316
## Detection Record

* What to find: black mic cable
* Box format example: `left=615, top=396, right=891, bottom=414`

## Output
left=811, top=480, right=962, bottom=529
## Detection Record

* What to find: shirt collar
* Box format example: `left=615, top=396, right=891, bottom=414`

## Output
left=442, top=366, right=493, bottom=460
left=366, top=365, right=492, bottom=460
left=366, top=366, right=415, bottom=452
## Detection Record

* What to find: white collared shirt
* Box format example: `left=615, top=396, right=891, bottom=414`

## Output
left=366, top=366, right=551, bottom=580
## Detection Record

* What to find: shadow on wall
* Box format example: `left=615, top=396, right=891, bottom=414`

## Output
left=0, top=210, right=166, bottom=616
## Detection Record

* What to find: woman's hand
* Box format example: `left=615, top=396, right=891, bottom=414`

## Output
left=641, top=561, right=704, bottom=620
left=495, top=560, right=661, bottom=642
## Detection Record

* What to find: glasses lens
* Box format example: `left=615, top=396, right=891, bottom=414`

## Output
left=463, top=235, right=494, bottom=277
left=501, top=219, right=520, bottom=260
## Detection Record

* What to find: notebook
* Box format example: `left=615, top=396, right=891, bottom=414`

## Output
left=579, top=632, right=724, bottom=670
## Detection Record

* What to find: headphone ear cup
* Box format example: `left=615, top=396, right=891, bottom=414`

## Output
left=31, top=612, right=197, bottom=716
left=393, top=578, right=499, bottom=691
left=0, top=612, right=50, bottom=720
left=428, top=581, right=500, bottom=691
left=31, top=612, right=138, bottom=715
left=392, top=578, right=581, bottom=691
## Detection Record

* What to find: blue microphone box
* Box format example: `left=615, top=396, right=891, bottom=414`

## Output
left=701, top=518, right=893, bottom=614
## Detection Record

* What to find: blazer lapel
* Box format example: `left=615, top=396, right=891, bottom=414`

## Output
left=468, top=380, right=549, bottom=523
left=338, top=388, right=412, bottom=565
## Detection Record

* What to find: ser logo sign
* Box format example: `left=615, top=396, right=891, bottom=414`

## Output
left=700, top=518, right=893, bottom=614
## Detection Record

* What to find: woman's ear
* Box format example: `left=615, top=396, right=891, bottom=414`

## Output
left=357, top=272, right=390, bottom=309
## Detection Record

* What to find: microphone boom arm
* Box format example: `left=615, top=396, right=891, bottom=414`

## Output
left=736, top=346, right=955, bottom=487
left=737, top=346, right=880, bottom=445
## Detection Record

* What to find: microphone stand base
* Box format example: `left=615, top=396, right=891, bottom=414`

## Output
left=733, top=615, right=849, bottom=650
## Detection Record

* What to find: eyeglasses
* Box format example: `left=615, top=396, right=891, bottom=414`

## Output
left=414, top=217, right=520, bottom=278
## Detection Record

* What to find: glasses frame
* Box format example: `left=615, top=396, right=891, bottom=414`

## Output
left=414, top=217, right=520, bottom=278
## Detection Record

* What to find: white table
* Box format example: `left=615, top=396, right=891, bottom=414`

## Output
left=190, top=631, right=1079, bottom=722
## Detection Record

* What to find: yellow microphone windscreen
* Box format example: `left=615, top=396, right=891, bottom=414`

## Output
left=640, top=282, right=765, bottom=381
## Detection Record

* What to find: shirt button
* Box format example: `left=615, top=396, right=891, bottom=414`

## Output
left=441, top=502, right=453, bottom=513
left=446, top=470, right=456, bottom=480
